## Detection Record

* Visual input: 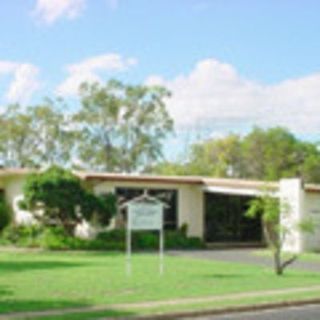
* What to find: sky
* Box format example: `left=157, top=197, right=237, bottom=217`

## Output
left=1, top=0, right=320, bottom=159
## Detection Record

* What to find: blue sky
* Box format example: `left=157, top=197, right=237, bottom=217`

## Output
left=1, top=0, right=320, bottom=158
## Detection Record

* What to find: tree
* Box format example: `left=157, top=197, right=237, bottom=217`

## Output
left=159, top=126, right=320, bottom=183
left=73, top=80, right=174, bottom=172
left=0, top=101, right=75, bottom=168
left=0, top=104, right=36, bottom=168
left=187, top=134, right=244, bottom=177
left=20, top=167, right=116, bottom=234
left=149, top=161, right=188, bottom=176
left=246, top=192, right=314, bottom=275
left=242, top=127, right=301, bottom=180
left=26, top=99, right=75, bottom=167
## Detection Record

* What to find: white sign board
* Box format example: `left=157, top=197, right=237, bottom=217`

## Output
left=126, top=198, right=165, bottom=276
left=128, top=202, right=163, bottom=230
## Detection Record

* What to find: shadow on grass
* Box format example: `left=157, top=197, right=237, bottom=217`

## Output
left=0, top=291, right=135, bottom=319
left=22, top=309, right=137, bottom=320
left=0, top=299, right=89, bottom=315
left=0, top=286, right=13, bottom=299
left=0, top=285, right=87, bottom=314
left=0, top=286, right=135, bottom=318
left=0, top=260, right=84, bottom=273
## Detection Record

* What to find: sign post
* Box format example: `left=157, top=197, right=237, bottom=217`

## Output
left=126, top=217, right=132, bottom=276
left=124, top=193, right=165, bottom=276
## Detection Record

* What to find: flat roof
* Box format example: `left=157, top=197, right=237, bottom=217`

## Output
left=304, top=184, right=320, bottom=193
left=79, top=171, right=279, bottom=191
left=0, top=168, right=319, bottom=193
left=0, top=168, right=34, bottom=177
left=78, top=171, right=203, bottom=185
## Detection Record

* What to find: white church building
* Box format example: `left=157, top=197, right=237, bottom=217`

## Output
left=0, top=168, right=320, bottom=253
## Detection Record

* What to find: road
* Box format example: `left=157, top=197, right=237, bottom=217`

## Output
left=181, top=304, right=320, bottom=320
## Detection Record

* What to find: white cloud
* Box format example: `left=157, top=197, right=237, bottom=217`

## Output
left=6, top=64, right=40, bottom=104
left=146, top=58, right=320, bottom=134
left=57, top=53, right=137, bottom=97
left=0, top=61, right=18, bottom=74
left=33, top=0, right=85, bottom=24
left=0, top=61, right=40, bottom=105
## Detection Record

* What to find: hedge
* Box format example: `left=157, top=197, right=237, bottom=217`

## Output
left=0, top=225, right=204, bottom=251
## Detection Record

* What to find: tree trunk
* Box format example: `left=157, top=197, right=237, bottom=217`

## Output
left=274, top=249, right=283, bottom=275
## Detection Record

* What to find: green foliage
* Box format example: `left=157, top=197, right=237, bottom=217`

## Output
left=96, top=229, right=204, bottom=250
left=0, top=194, right=11, bottom=232
left=153, top=126, right=320, bottom=183
left=74, top=80, right=174, bottom=172
left=179, top=223, right=188, bottom=236
left=246, top=191, right=314, bottom=275
left=246, top=194, right=279, bottom=225
left=0, top=80, right=173, bottom=172
left=0, top=224, right=43, bottom=247
left=0, top=101, right=74, bottom=168
left=21, top=166, right=116, bottom=234
left=40, top=227, right=71, bottom=250
left=0, top=225, right=204, bottom=251
left=246, top=194, right=280, bottom=250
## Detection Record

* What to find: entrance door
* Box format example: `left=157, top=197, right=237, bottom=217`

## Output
left=205, top=192, right=262, bottom=243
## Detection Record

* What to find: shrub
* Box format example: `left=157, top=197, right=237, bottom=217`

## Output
left=0, top=196, right=11, bottom=233
left=20, top=166, right=116, bottom=235
left=0, top=224, right=43, bottom=247
left=96, top=229, right=126, bottom=242
left=96, top=229, right=204, bottom=250
left=39, top=227, right=70, bottom=250
left=0, top=223, right=204, bottom=251
left=179, top=223, right=188, bottom=236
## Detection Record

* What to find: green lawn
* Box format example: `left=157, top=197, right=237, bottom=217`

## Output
left=1, top=249, right=320, bottom=318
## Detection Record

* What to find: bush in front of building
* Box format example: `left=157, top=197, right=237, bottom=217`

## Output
left=0, top=224, right=204, bottom=250
left=0, top=195, right=11, bottom=233
left=20, top=166, right=117, bottom=235
left=96, top=229, right=204, bottom=250
left=0, top=224, right=43, bottom=247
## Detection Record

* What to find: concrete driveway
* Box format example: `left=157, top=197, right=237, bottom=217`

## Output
left=169, top=249, right=320, bottom=273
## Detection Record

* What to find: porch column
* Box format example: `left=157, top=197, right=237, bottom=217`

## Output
left=279, top=178, right=304, bottom=253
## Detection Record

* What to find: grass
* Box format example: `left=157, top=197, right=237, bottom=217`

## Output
left=33, top=290, right=320, bottom=320
left=1, top=249, right=320, bottom=318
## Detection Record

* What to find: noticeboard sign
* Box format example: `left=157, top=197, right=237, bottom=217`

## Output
left=128, top=202, right=163, bottom=231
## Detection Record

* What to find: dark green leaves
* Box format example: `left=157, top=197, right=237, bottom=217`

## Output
left=22, top=166, right=116, bottom=233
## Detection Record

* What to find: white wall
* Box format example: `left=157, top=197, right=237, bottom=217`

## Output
left=302, top=191, right=320, bottom=251
left=178, top=185, right=204, bottom=237
left=4, top=176, right=35, bottom=225
left=280, top=179, right=304, bottom=253
left=279, top=179, right=320, bottom=253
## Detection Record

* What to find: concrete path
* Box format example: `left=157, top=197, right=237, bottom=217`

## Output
left=168, top=249, right=320, bottom=273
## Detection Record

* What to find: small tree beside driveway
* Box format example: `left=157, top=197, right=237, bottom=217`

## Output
left=246, top=191, right=314, bottom=275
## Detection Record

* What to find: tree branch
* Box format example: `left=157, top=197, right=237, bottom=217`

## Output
left=281, top=255, right=298, bottom=270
